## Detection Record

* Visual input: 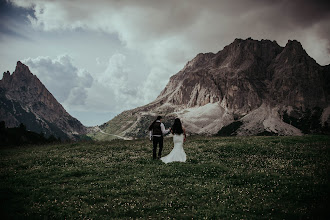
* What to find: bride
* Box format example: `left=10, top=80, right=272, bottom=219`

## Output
left=161, top=118, right=187, bottom=164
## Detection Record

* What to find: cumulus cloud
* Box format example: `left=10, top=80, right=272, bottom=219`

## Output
left=99, top=54, right=133, bottom=100
left=23, top=54, right=93, bottom=106
left=92, top=53, right=144, bottom=110
left=22, top=53, right=147, bottom=118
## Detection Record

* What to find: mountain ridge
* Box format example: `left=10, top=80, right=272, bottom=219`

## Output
left=93, top=38, right=330, bottom=139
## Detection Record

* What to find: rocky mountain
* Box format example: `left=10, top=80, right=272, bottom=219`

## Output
left=0, top=61, right=87, bottom=140
left=92, top=38, right=330, bottom=139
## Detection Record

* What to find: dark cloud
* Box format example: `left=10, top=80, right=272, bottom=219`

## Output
left=284, top=0, right=330, bottom=26
left=247, top=0, right=330, bottom=32
left=9, top=0, right=330, bottom=51
left=0, top=0, right=34, bottom=20
left=253, top=0, right=330, bottom=58
left=0, top=0, right=35, bottom=40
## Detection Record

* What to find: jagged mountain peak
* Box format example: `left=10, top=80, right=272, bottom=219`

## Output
left=281, top=40, right=309, bottom=58
left=97, top=37, right=330, bottom=139
left=16, top=60, right=26, bottom=68
left=224, top=37, right=282, bottom=52
left=0, top=61, right=87, bottom=140
left=270, top=42, right=320, bottom=92
left=13, top=61, right=33, bottom=77
left=2, top=71, right=10, bottom=82
left=231, top=37, right=280, bottom=48
left=285, top=39, right=304, bottom=49
left=183, top=38, right=284, bottom=73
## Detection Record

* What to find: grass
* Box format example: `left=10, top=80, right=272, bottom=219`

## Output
left=0, top=135, right=329, bottom=219
left=87, top=131, right=118, bottom=141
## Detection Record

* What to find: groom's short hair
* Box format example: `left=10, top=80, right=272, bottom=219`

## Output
left=156, top=116, right=162, bottom=120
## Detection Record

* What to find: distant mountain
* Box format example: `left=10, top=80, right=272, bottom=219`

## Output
left=92, top=38, right=330, bottom=139
left=0, top=61, right=87, bottom=140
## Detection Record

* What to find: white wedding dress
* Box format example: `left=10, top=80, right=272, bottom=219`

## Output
left=161, top=134, right=186, bottom=164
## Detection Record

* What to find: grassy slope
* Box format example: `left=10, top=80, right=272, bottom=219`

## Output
left=0, top=136, right=329, bottom=219
left=87, top=111, right=139, bottom=141
left=87, top=131, right=118, bottom=141
left=101, top=111, right=138, bottom=136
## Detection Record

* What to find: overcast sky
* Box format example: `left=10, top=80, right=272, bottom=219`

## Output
left=1, top=0, right=330, bottom=126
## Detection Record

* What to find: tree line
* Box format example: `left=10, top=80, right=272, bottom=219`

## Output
left=0, top=121, right=60, bottom=147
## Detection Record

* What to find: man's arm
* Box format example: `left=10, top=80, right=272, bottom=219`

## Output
left=160, top=123, right=170, bottom=135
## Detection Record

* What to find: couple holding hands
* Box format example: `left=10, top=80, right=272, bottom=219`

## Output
left=149, top=116, right=187, bottom=164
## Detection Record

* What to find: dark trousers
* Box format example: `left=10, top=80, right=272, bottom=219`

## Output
left=153, top=136, right=163, bottom=159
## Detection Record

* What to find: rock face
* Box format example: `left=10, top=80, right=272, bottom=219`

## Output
left=0, top=61, right=87, bottom=140
left=94, top=38, right=330, bottom=138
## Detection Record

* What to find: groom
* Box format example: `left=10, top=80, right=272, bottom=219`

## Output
left=149, top=116, right=170, bottom=159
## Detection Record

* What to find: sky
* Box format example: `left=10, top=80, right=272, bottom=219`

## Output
left=0, top=0, right=330, bottom=126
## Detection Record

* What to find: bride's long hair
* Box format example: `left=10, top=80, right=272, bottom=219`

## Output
left=171, top=118, right=183, bottom=135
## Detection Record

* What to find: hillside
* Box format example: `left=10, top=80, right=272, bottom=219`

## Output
left=1, top=135, right=329, bottom=218
left=91, top=38, right=330, bottom=140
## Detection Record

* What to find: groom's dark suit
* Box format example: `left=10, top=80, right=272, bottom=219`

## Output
left=150, top=120, right=169, bottom=159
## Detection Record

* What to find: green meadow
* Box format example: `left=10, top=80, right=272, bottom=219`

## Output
left=0, top=135, right=329, bottom=219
